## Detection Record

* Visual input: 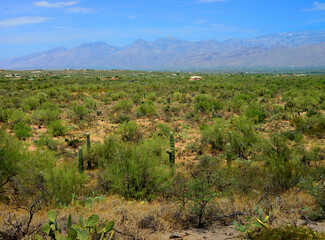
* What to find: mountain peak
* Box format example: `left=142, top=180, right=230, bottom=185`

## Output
left=78, top=41, right=109, bottom=48
left=1, top=31, right=325, bottom=70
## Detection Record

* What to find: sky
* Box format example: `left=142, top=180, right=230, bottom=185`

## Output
left=0, top=0, right=325, bottom=59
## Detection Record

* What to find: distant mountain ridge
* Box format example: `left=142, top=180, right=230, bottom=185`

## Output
left=1, top=31, right=325, bottom=70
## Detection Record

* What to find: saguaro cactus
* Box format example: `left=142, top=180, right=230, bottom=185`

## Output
left=226, top=143, right=232, bottom=168
left=78, top=146, right=83, bottom=172
left=212, top=104, right=216, bottom=118
left=217, top=128, right=223, bottom=151
left=166, top=132, right=175, bottom=167
left=86, top=133, right=90, bottom=150
left=86, top=133, right=91, bottom=169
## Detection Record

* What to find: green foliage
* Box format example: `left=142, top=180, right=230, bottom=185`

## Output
left=263, top=134, right=305, bottom=191
left=31, top=102, right=61, bottom=125
left=72, top=105, right=89, bottom=121
left=248, top=226, right=325, bottom=240
left=42, top=210, right=114, bottom=240
left=0, top=130, right=22, bottom=194
left=281, top=130, right=303, bottom=142
left=23, top=96, right=40, bottom=110
left=45, top=162, right=88, bottom=205
left=200, top=120, right=226, bottom=151
left=117, top=120, right=140, bottom=142
left=83, top=97, right=96, bottom=109
left=166, top=132, right=175, bottom=166
left=48, top=120, right=66, bottom=137
left=111, top=91, right=127, bottom=101
left=234, top=206, right=270, bottom=237
left=157, top=123, right=171, bottom=137
left=194, top=94, right=223, bottom=113
left=79, top=147, right=84, bottom=172
left=36, top=134, right=59, bottom=151
left=8, top=109, right=29, bottom=125
left=13, top=122, right=32, bottom=140
left=101, top=135, right=171, bottom=200
left=293, top=113, right=325, bottom=138
left=136, top=101, right=156, bottom=117
left=171, top=156, right=228, bottom=227
left=32, top=108, right=61, bottom=125
left=228, top=116, right=258, bottom=159
left=244, top=105, right=266, bottom=123
left=226, top=143, right=232, bottom=167
left=113, top=99, right=133, bottom=111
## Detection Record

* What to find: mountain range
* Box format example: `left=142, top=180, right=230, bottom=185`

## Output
left=1, top=31, right=325, bottom=70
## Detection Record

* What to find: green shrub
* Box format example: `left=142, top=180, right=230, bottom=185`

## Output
left=111, top=91, right=127, bottom=101
left=228, top=117, right=259, bottom=159
left=22, top=96, right=40, bottom=110
left=45, top=163, right=89, bottom=205
left=0, top=107, right=10, bottom=123
left=184, top=112, right=195, bottom=120
left=194, top=94, right=223, bottom=113
left=84, top=97, right=97, bottom=109
left=8, top=109, right=29, bottom=125
left=113, top=99, right=133, bottom=111
left=48, top=120, right=66, bottom=137
left=157, top=123, right=171, bottom=137
left=32, top=108, right=61, bottom=125
left=102, top=95, right=112, bottom=104
left=72, top=105, right=89, bottom=121
left=101, top=136, right=171, bottom=200
left=117, top=121, right=140, bottom=142
left=0, top=130, right=22, bottom=194
left=36, top=134, right=59, bottom=151
left=200, top=120, right=226, bottom=151
left=136, top=101, right=156, bottom=117
left=248, top=226, right=325, bottom=240
left=111, top=113, right=130, bottom=123
left=294, top=114, right=325, bottom=138
left=171, top=155, right=227, bottom=227
left=263, top=134, right=305, bottom=192
left=13, top=122, right=32, bottom=140
left=281, top=130, right=303, bottom=142
left=244, top=105, right=266, bottom=123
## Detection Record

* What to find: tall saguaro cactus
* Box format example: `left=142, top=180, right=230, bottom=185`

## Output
left=212, top=104, right=216, bottom=118
left=86, top=133, right=90, bottom=150
left=78, top=146, right=83, bottom=172
left=226, top=143, right=232, bottom=168
left=166, top=132, right=175, bottom=167
left=86, top=133, right=91, bottom=169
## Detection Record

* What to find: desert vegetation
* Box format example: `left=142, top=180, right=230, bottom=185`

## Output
left=0, top=69, right=324, bottom=239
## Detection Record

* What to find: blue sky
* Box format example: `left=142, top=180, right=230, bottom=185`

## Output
left=0, top=0, right=325, bottom=58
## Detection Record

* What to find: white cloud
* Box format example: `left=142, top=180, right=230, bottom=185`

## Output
left=0, top=16, right=50, bottom=27
left=66, top=7, right=96, bottom=13
left=33, top=1, right=78, bottom=8
left=306, top=1, right=325, bottom=11
left=128, top=15, right=139, bottom=19
left=193, top=19, right=209, bottom=24
left=195, top=0, right=227, bottom=3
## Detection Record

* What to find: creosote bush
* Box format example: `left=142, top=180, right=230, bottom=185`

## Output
left=13, top=122, right=32, bottom=140
left=48, top=120, right=66, bottom=137
left=117, top=120, right=141, bottom=142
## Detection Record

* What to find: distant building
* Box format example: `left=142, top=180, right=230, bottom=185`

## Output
left=0, top=69, right=4, bottom=71
left=189, top=76, right=203, bottom=81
